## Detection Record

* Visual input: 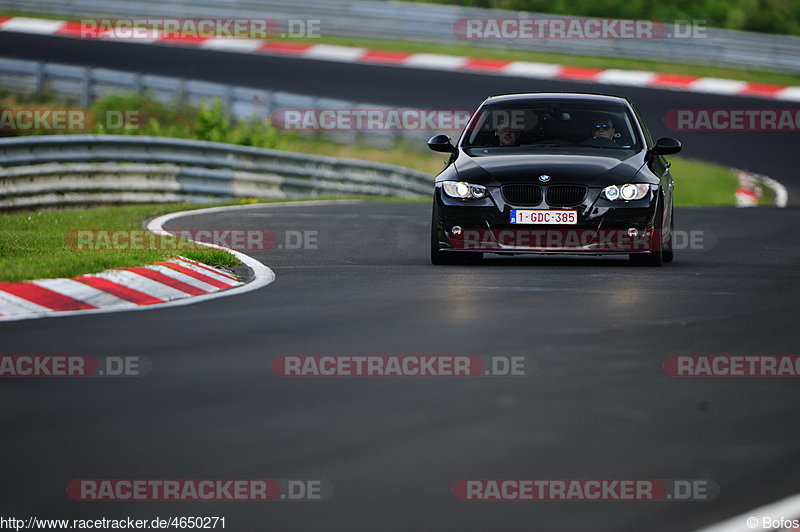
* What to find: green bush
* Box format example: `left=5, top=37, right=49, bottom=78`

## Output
left=85, top=94, right=285, bottom=149
left=195, top=99, right=231, bottom=143
left=89, top=93, right=194, bottom=137
left=229, top=116, right=286, bottom=150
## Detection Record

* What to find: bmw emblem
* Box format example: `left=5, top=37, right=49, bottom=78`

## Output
left=539, top=175, right=551, bottom=183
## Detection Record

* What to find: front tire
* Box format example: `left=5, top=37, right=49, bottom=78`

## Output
left=662, top=206, right=674, bottom=263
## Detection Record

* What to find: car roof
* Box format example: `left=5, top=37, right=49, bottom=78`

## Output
left=483, top=92, right=631, bottom=106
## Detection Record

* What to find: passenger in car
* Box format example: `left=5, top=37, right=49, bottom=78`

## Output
left=497, top=127, right=522, bottom=146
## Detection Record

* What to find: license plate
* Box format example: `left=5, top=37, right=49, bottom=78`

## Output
left=510, top=210, right=577, bottom=225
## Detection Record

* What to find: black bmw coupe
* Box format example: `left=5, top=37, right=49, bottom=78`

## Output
left=429, top=92, right=681, bottom=266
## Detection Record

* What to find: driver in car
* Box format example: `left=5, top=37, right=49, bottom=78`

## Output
left=581, top=118, right=618, bottom=147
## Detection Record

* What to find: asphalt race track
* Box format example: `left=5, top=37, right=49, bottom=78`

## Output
left=2, top=28, right=800, bottom=532
left=0, top=31, right=799, bottom=204
left=2, top=202, right=800, bottom=531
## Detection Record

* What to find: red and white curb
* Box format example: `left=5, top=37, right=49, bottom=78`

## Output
left=1, top=16, right=799, bottom=101
left=0, top=257, right=241, bottom=320
left=736, top=169, right=789, bottom=208
left=0, top=204, right=279, bottom=322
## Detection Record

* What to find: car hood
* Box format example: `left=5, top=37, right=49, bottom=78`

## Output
left=453, top=152, right=650, bottom=187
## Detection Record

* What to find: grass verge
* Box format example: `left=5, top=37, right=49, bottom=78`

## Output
left=0, top=202, right=246, bottom=283
left=669, top=158, right=738, bottom=207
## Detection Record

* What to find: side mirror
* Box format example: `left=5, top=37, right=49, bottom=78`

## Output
left=428, top=134, right=455, bottom=153
left=652, top=137, right=682, bottom=155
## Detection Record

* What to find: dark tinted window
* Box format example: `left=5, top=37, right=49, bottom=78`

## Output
left=461, top=100, right=642, bottom=155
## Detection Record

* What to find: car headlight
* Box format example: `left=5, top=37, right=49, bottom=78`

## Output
left=442, top=181, right=488, bottom=199
left=602, top=184, right=650, bottom=201
left=603, top=185, right=620, bottom=201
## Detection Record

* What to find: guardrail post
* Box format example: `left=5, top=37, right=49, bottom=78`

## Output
left=80, top=67, right=91, bottom=108
left=262, top=91, right=273, bottom=119
left=224, top=85, right=234, bottom=111
left=134, top=73, right=144, bottom=96
left=34, top=61, right=44, bottom=96
left=177, top=78, right=186, bottom=104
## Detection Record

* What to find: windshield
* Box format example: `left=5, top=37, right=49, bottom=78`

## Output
left=461, top=101, right=642, bottom=155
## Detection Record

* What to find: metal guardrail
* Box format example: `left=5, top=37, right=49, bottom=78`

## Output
left=0, top=57, right=437, bottom=149
left=0, top=135, right=434, bottom=209
left=3, top=0, right=800, bottom=73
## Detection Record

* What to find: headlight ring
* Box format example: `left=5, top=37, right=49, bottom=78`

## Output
left=443, top=181, right=488, bottom=200
left=602, top=183, right=650, bottom=201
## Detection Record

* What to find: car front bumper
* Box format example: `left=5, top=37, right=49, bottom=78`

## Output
left=432, top=185, right=661, bottom=255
